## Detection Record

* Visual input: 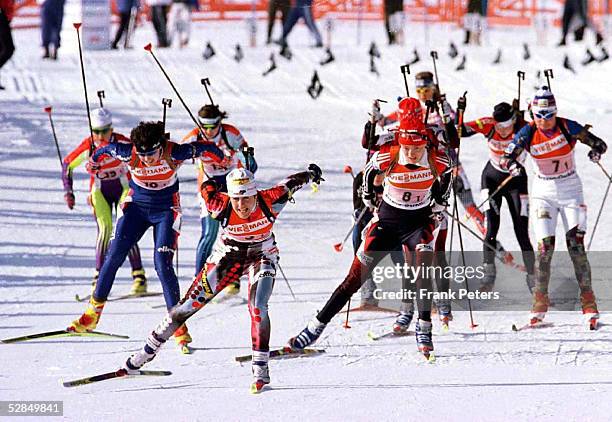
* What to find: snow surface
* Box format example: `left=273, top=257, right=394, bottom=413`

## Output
left=1, top=17, right=612, bottom=422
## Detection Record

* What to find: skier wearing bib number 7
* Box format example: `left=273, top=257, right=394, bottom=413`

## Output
left=66, top=121, right=224, bottom=352
left=500, top=86, right=607, bottom=330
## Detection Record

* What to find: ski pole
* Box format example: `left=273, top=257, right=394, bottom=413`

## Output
left=277, top=262, right=297, bottom=302
left=471, top=174, right=514, bottom=214
left=73, top=23, right=95, bottom=155
left=429, top=51, right=441, bottom=90
left=516, top=71, right=525, bottom=107
left=452, top=97, right=478, bottom=329
left=44, top=106, right=63, bottom=167
left=543, top=68, right=554, bottom=88
left=343, top=298, right=351, bottom=329
left=588, top=163, right=612, bottom=250
left=334, top=207, right=369, bottom=252
left=343, top=165, right=355, bottom=179
left=400, top=64, right=410, bottom=97
left=162, top=98, right=172, bottom=132
left=97, top=90, right=105, bottom=108
left=200, top=78, right=215, bottom=105
left=144, top=44, right=208, bottom=140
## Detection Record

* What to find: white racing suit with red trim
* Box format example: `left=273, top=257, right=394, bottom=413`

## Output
left=125, top=170, right=313, bottom=368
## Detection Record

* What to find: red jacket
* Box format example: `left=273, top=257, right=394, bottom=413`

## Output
left=0, top=0, right=15, bottom=21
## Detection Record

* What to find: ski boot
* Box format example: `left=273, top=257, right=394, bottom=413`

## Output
left=479, top=262, right=496, bottom=292
left=68, top=297, right=105, bottom=332
left=124, top=332, right=164, bottom=372
left=250, top=350, right=270, bottom=393
left=415, top=319, right=434, bottom=360
left=392, top=310, right=414, bottom=334
left=173, top=324, right=192, bottom=354
left=130, top=269, right=147, bottom=295
left=289, top=315, right=327, bottom=350
left=580, top=291, right=599, bottom=330
left=530, top=291, right=549, bottom=325
left=436, top=300, right=453, bottom=330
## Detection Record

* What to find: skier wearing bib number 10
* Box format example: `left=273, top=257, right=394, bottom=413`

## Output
left=499, top=86, right=607, bottom=330
left=61, top=108, right=148, bottom=296
left=289, top=113, right=452, bottom=360
left=67, top=121, right=224, bottom=353
left=121, top=163, right=324, bottom=393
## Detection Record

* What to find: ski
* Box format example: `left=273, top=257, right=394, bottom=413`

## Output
left=63, top=369, right=172, bottom=388
left=422, top=352, right=436, bottom=363
left=511, top=321, right=554, bottom=332
left=1, top=329, right=129, bottom=344
left=76, top=292, right=163, bottom=303
left=250, top=380, right=269, bottom=394
left=235, top=347, right=325, bottom=363
left=367, top=330, right=414, bottom=341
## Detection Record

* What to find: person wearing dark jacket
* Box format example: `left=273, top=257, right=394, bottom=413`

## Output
left=41, top=0, right=66, bottom=59
left=0, top=0, right=15, bottom=88
left=266, top=0, right=290, bottom=44
left=112, top=0, right=138, bottom=49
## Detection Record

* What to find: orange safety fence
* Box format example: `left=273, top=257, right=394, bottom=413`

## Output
left=10, top=0, right=612, bottom=29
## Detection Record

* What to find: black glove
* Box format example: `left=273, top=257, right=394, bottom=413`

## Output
left=308, top=163, right=324, bottom=184
left=457, top=94, right=467, bottom=112
left=362, top=191, right=380, bottom=210
left=588, top=149, right=601, bottom=163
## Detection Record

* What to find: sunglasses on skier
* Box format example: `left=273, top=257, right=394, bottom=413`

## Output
left=416, top=87, right=433, bottom=94
left=136, top=146, right=161, bottom=157
left=92, top=127, right=112, bottom=135
left=201, top=123, right=220, bottom=130
left=533, top=109, right=556, bottom=120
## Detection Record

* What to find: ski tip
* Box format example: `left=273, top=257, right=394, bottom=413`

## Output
left=180, top=345, right=192, bottom=355
left=427, top=353, right=436, bottom=363
left=511, top=324, right=519, bottom=332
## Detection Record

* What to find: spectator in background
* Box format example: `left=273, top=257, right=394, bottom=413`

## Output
left=167, top=0, right=197, bottom=48
left=463, top=0, right=486, bottom=45
left=558, top=0, right=604, bottom=46
left=112, top=0, right=139, bottom=49
left=0, top=0, right=15, bottom=89
left=383, top=0, right=403, bottom=45
left=266, top=0, right=290, bottom=45
left=279, top=0, right=323, bottom=48
left=147, top=0, right=171, bottom=48
left=41, top=0, right=66, bottom=59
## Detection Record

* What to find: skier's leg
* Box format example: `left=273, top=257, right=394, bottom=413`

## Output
left=456, top=163, right=485, bottom=233
left=68, top=204, right=150, bottom=332
left=303, top=5, right=323, bottom=46
left=125, top=250, right=236, bottom=369
left=290, top=221, right=398, bottom=349
left=151, top=207, right=181, bottom=309
left=247, top=253, right=277, bottom=384
left=531, top=197, right=559, bottom=319
left=560, top=201, right=598, bottom=317
left=432, top=213, right=451, bottom=320
left=505, top=183, right=535, bottom=277
left=195, top=214, right=220, bottom=276
left=90, top=187, right=113, bottom=276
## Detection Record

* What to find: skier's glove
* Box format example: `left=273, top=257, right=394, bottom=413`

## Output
left=588, top=148, right=601, bottom=163
left=85, top=158, right=100, bottom=175
left=362, top=191, right=380, bottom=211
left=457, top=95, right=467, bottom=113
left=499, top=155, right=513, bottom=171
left=64, top=191, right=75, bottom=210
left=308, top=163, right=324, bottom=184
left=508, top=162, right=524, bottom=177
left=200, top=179, right=218, bottom=199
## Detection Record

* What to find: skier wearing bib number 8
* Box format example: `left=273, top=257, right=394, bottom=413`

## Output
left=67, top=121, right=224, bottom=352
left=61, top=108, right=148, bottom=296
left=289, top=113, right=451, bottom=359
left=500, top=86, right=607, bottom=330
